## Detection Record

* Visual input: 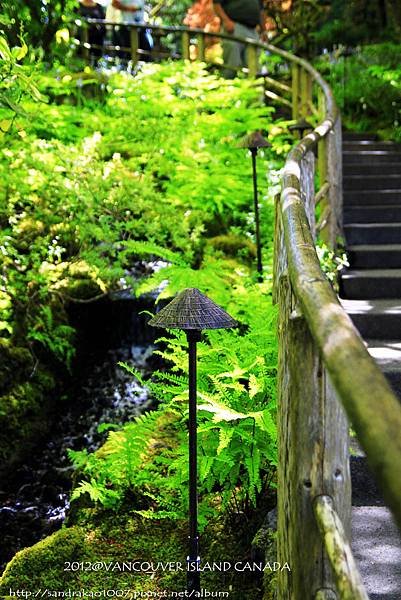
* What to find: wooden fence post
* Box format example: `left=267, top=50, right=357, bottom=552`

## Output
left=300, top=68, right=313, bottom=117
left=316, top=88, right=333, bottom=247
left=130, top=28, right=139, bottom=65
left=182, top=30, right=190, bottom=60
left=246, top=44, right=258, bottom=78
left=81, top=25, right=89, bottom=63
left=197, top=33, right=205, bottom=62
left=326, top=115, right=343, bottom=247
left=291, top=64, right=301, bottom=119
left=274, top=152, right=351, bottom=599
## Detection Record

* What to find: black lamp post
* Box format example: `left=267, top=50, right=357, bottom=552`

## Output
left=238, top=131, right=270, bottom=281
left=288, top=117, right=314, bottom=139
left=149, top=288, right=237, bottom=592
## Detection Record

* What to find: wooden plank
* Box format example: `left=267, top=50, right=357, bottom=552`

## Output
left=314, top=496, right=369, bottom=600
left=264, top=90, right=292, bottom=109
left=262, top=75, right=292, bottom=95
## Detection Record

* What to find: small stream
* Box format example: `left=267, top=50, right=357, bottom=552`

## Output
left=0, top=295, right=159, bottom=573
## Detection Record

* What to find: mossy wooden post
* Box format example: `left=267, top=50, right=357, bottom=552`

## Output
left=300, top=68, right=313, bottom=117
left=291, top=64, right=301, bottom=119
left=130, top=28, right=139, bottom=65
left=197, top=33, right=205, bottom=62
left=317, top=87, right=329, bottom=244
left=82, top=24, right=90, bottom=62
left=327, top=115, right=343, bottom=247
left=182, top=30, right=190, bottom=60
left=274, top=151, right=351, bottom=599
left=246, top=44, right=258, bottom=78
left=318, top=89, right=328, bottom=187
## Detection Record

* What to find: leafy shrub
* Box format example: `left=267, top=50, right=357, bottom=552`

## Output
left=315, top=43, right=401, bottom=139
left=70, top=278, right=278, bottom=527
left=1, top=58, right=285, bottom=522
left=1, top=60, right=285, bottom=365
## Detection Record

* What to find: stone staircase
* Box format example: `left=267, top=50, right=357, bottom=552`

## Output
left=340, top=132, right=401, bottom=599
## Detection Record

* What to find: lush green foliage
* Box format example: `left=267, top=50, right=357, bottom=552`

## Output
left=0, top=0, right=77, bottom=56
left=0, top=34, right=43, bottom=133
left=315, top=43, right=401, bottom=139
left=70, top=279, right=278, bottom=526
left=0, top=61, right=285, bottom=362
left=266, top=1, right=401, bottom=57
left=312, top=0, right=401, bottom=49
left=0, top=58, right=288, bottom=521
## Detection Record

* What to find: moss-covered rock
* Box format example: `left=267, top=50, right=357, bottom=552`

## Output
left=0, top=339, right=33, bottom=395
left=0, top=339, right=55, bottom=466
left=0, top=527, right=87, bottom=591
left=208, top=233, right=256, bottom=263
left=0, top=508, right=272, bottom=599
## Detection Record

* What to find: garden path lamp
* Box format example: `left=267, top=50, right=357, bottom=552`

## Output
left=149, top=288, right=237, bottom=592
left=288, top=117, right=313, bottom=139
left=238, top=131, right=271, bottom=281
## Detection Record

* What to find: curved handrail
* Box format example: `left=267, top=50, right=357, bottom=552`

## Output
left=279, top=62, right=401, bottom=531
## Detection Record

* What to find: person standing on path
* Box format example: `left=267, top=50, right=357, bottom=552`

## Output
left=111, top=0, right=153, bottom=62
left=213, top=0, right=267, bottom=78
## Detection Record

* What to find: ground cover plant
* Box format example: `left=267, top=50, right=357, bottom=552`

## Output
left=0, top=49, right=291, bottom=596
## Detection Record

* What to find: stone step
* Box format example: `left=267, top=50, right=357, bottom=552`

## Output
left=342, top=137, right=401, bottom=600
left=341, top=298, right=401, bottom=339
left=344, top=223, right=401, bottom=245
left=344, top=163, right=401, bottom=176
left=343, top=141, right=401, bottom=152
left=352, top=506, right=401, bottom=600
left=347, top=245, right=401, bottom=269
left=342, top=132, right=377, bottom=141
left=340, top=269, right=401, bottom=299
left=367, top=339, right=401, bottom=396
left=344, top=190, right=401, bottom=206
left=343, top=175, right=401, bottom=191
left=343, top=151, right=401, bottom=164
left=344, top=206, right=401, bottom=223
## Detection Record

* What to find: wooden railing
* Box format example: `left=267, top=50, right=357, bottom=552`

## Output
left=272, top=49, right=401, bottom=599
left=74, top=22, right=401, bottom=599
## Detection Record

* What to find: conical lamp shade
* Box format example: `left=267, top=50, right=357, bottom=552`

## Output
left=237, top=131, right=270, bottom=150
left=149, top=288, right=237, bottom=331
left=288, top=117, right=313, bottom=133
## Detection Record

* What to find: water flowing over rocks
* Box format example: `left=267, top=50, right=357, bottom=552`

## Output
left=0, top=295, right=158, bottom=573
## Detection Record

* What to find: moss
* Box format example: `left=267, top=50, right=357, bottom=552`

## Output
left=13, top=218, right=46, bottom=250
left=208, top=234, right=256, bottom=263
left=0, top=339, right=33, bottom=395
left=0, top=507, right=273, bottom=599
left=39, top=259, right=107, bottom=300
left=0, top=350, right=55, bottom=466
left=0, top=527, right=87, bottom=591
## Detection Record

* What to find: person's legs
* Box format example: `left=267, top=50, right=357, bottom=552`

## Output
left=139, top=28, right=153, bottom=62
left=222, top=23, right=242, bottom=79
left=235, top=22, right=259, bottom=70
left=221, top=22, right=259, bottom=79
